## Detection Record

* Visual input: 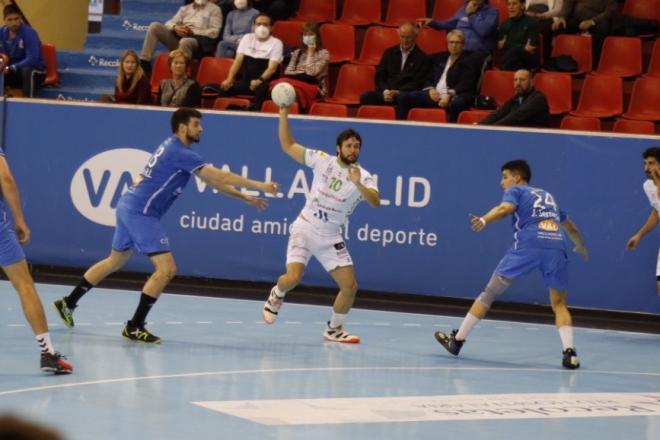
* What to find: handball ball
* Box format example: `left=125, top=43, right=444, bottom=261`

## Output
left=271, top=82, right=296, bottom=107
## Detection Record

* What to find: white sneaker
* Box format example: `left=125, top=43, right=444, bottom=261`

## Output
left=262, top=287, right=284, bottom=324
left=323, top=322, right=360, bottom=344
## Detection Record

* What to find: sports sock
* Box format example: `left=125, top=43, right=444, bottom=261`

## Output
left=65, top=277, right=94, bottom=309
left=558, top=326, right=574, bottom=350
left=129, top=293, right=157, bottom=327
left=329, top=312, right=347, bottom=329
left=455, top=313, right=480, bottom=341
left=272, top=285, right=286, bottom=298
left=36, top=333, right=54, bottom=354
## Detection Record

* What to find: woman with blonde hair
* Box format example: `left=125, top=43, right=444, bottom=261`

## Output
left=156, top=48, right=201, bottom=107
left=113, top=49, right=151, bottom=104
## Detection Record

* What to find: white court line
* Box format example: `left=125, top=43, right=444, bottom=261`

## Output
left=225, top=321, right=243, bottom=324
left=284, top=321, right=302, bottom=325
left=76, top=323, right=92, bottom=327
left=2, top=365, right=660, bottom=397
left=402, top=323, right=421, bottom=327
left=195, top=321, right=212, bottom=324
left=104, top=322, right=123, bottom=326
left=165, top=321, right=183, bottom=325
left=7, top=324, right=25, bottom=327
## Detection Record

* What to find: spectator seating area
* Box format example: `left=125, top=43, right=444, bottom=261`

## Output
left=31, top=0, right=660, bottom=135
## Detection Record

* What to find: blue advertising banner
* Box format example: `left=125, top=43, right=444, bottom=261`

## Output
left=5, top=100, right=660, bottom=314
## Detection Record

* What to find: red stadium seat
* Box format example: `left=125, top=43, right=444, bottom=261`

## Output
left=356, top=105, right=396, bottom=120
left=309, top=102, right=349, bottom=117
left=324, top=64, right=375, bottom=105
left=407, top=108, right=448, bottom=122
left=432, top=0, right=466, bottom=22
left=570, top=74, right=623, bottom=118
left=417, top=28, right=447, bottom=55
left=479, top=70, right=515, bottom=106
left=379, top=0, right=426, bottom=27
left=212, top=97, right=251, bottom=110
left=31, top=43, right=59, bottom=96
left=353, top=26, right=400, bottom=65
left=533, top=72, right=572, bottom=115
left=272, top=20, right=304, bottom=49
left=560, top=115, right=602, bottom=131
left=457, top=109, right=491, bottom=124
left=320, top=23, right=355, bottom=63
left=336, top=0, right=381, bottom=26
left=622, top=77, right=660, bottom=121
left=292, top=0, right=336, bottom=23
left=613, top=118, right=656, bottom=135
left=548, top=35, right=593, bottom=75
left=646, top=39, right=660, bottom=78
left=261, top=100, right=299, bottom=113
left=150, top=53, right=171, bottom=95
left=196, top=57, right=233, bottom=107
left=595, top=36, right=642, bottom=78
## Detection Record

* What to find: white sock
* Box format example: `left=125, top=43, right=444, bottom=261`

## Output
left=455, top=313, right=480, bottom=341
left=558, top=326, right=574, bottom=350
left=330, top=312, right=347, bottom=329
left=272, top=285, right=286, bottom=298
left=36, top=333, right=54, bottom=354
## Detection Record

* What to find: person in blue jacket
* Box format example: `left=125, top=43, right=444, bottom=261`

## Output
left=0, top=4, right=44, bottom=97
left=418, top=0, right=499, bottom=56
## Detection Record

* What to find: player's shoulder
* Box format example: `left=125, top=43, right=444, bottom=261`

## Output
left=643, top=179, right=656, bottom=193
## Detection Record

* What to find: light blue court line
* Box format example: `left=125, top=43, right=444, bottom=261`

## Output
left=1, top=280, right=660, bottom=440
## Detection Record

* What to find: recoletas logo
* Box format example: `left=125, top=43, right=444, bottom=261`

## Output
left=70, top=148, right=151, bottom=226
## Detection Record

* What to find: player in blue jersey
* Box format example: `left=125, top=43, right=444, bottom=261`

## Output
left=53, top=108, right=279, bottom=343
left=434, top=160, right=588, bottom=369
left=0, top=147, right=72, bottom=373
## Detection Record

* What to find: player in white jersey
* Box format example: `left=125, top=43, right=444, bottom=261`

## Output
left=627, top=147, right=660, bottom=293
left=262, top=106, right=380, bottom=343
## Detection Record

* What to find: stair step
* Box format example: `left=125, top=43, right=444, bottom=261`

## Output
left=59, top=68, right=117, bottom=89
left=102, top=15, right=164, bottom=33
left=58, top=49, right=123, bottom=71
left=120, top=0, right=182, bottom=16
left=85, top=32, right=144, bottom=50
left=34, top=86, right=112, bottom=102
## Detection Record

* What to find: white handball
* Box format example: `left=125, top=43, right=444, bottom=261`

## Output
left=271, top=82, right=296, bottom=107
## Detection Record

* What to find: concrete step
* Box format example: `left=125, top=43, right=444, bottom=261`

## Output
left=34, top=85, right=111, bottom=102
left=85, top=30, right=144, bottom=50
left=58, top=48, right=122, bottom=71
left=120, top=0, right=181, bottom=16
left=59, top=68, right=117, bottom=89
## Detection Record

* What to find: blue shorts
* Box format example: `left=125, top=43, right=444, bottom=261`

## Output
left=111, top=205, right=171, bottom=255
left=494, top=246, right=568, bottom=291
left=0, top=221, right=25, bottom=267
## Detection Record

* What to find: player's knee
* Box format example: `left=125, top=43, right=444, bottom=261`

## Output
left=343, top=280, right=358, bottom=296
left=550, top=294, right=567, bottom=310
left=156, top=263, right=177, bottom=280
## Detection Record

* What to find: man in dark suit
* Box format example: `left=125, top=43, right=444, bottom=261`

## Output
left=359, top=21, right=430, bottom=107
left=479, top=69, right=550, bottom=127
left=395, top=29, right=478, bottom=121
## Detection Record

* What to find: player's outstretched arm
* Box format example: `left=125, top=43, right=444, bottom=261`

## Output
left=215, top=183, right=269, bottom=211
left=0, top=156, right=29, bottom=243
left=195, top=165, right=279, bottom=197
left=469, top=202, right=515, bottom=232
left=278, top=106, right=306, bottom=164
left=561, top=217, right=589, bottom=261
left=626, top=210, right=658, bottom=251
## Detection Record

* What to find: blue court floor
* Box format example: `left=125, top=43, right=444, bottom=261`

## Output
left=1, top=280, right=660, bottom=440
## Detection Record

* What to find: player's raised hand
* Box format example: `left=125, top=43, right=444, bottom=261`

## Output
left=469, top=213, right=486, bottom=232
left=246, top=196, right=269, bottom=212
left=261, top=181, right=280, bottom=195
left=347, top=164, right=361, bottom=184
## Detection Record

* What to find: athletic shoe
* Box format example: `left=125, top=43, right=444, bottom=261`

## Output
left=434, top=329, right=464, bottom=356
left=122, top=322, right=161, bottom=344
left=40, top=351, right=73, bottom=374
left=262, top=286, right=284, bottom=324
left=52, top=298, right=74, bottom=328
left=562, top=347, right=580, bottom=369
left=323, top=322, right=360, bottom=343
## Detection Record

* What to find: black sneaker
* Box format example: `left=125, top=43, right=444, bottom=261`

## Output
left=562, top=347, right=580, bottom=369
left=434, top=329, right=464, bottom=356
left=40, top=351, right=73, bottom=374
left=122, top=322, right=161, bottom=344
left=52, top=298, right=75, bottom=328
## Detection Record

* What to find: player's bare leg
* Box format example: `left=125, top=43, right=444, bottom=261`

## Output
left=323, top=265, right=360, bottom=343
left=550, top=288, right=580, bottom=369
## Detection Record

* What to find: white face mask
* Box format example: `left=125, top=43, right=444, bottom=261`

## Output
left=234, top=0, right=248, bottom=9
left=302, top=35, right=316, bottom=46
left=254, top=24, right=270, bottom=39
left=194, top=0, right=208, bottom=6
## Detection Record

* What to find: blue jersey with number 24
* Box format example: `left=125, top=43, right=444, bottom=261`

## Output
left=501, top=184, right=567, bottom=250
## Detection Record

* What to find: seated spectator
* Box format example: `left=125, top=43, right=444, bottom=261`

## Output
left=139, top=0, right=222, bottom=73
left=111, top=49, right=151, bottom=105
left=552, top=0, right=618, bottom=65
left=526, top=0, right=563, bottom=62
left=0, top=4, right=45, bottom=97
left=269, top=21, right=328, bottom=112
left=479, top=69, right=550, bottom=126
left=219, top=13, right=283, bottom=109
left=396, top=30, right=478, bottom=122
left=418, top=0, right=499, bottom=57
left=498, top=0, right=540, bottom=71
left=254, top=0, right=299, bottom=22
left=359, top=21, right=430, bottom=107
left=216, top=0, right=260, bottom=58
left=156, top=49, right=202, bottom=107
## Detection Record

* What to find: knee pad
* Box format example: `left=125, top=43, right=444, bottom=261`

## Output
left=476, top=274, right=511, bottom=308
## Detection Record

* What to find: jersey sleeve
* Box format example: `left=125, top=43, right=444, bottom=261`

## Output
left=303, top=148, right=329, bottom=170
left=501, top=186, right=521, bottom=207
left=360, top=168, right=378, bottom=192
left=178, top=148, right=209, bottom=174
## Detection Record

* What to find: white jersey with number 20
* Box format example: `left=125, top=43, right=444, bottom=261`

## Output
left=299, top=148, right=378, bottom=235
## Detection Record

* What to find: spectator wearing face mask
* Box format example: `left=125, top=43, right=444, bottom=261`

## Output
left=219, top=13, right=283, bottom=109
left=216, top=0, right=260, bottom=58
left=268, top=21, right=329, bottom=112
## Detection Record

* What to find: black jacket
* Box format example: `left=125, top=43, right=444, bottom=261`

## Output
left=375, top=45, right=430, bottom=92
left=479, top=88, right=550, bottom=127
left=424, top=51, right=478, bottom=98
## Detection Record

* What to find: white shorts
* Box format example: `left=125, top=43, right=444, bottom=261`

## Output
left=286, top=218, right=353, bottom=272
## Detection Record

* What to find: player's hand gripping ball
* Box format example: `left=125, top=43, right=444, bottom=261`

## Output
left=271, top=82, right=296, bottom=107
